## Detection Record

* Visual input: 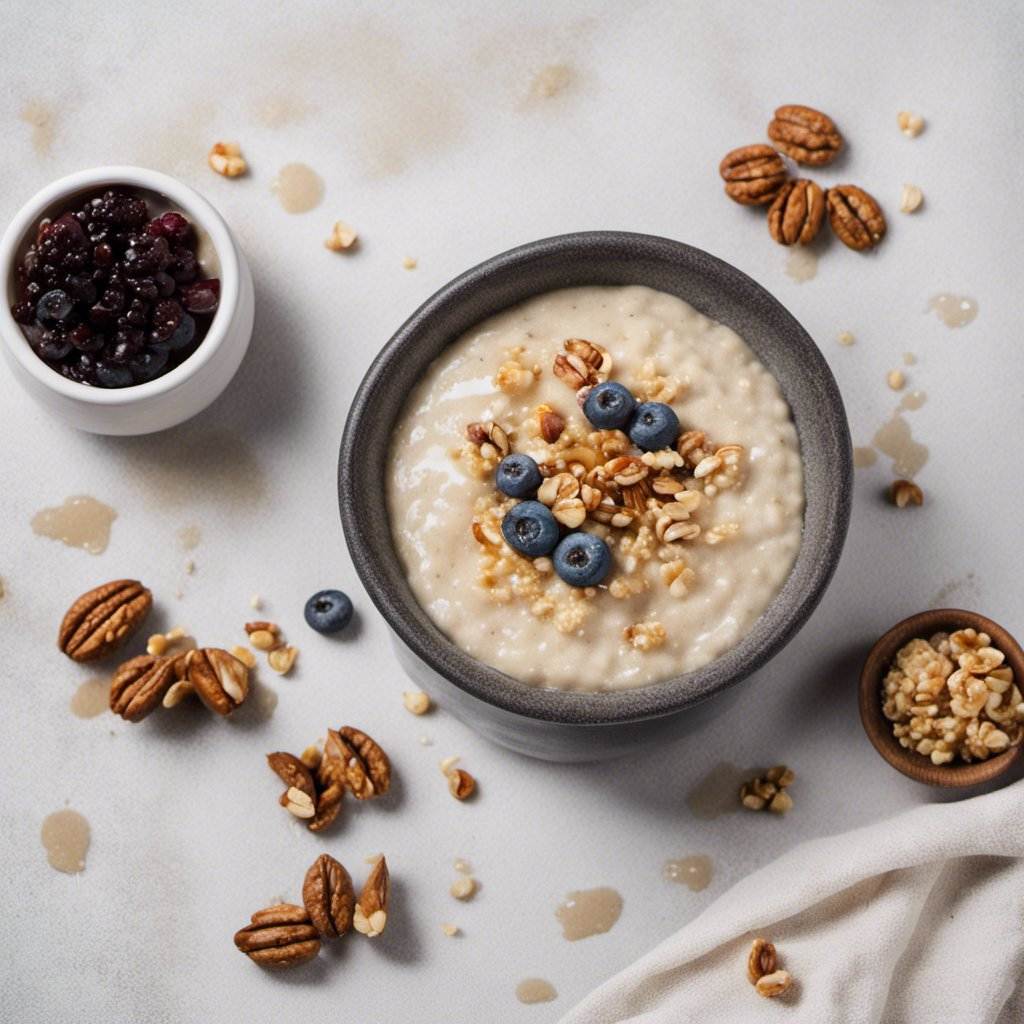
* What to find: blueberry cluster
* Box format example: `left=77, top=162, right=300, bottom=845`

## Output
left=9, top=190, right=220, bottom=388
left=494, top=380, right=681, bottom=588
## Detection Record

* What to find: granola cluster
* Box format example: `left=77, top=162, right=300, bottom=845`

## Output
left=882, top=630, right=1024, bottom=764
left=455, top=339, right=748, bottom=646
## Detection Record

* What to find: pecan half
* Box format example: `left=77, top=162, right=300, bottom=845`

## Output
left=338, top=725, right=391, bottom=799
left=267, top=751, right=317, bottom=817
left=109, top=654, right=175, bottom=722
left=353, top=856, right=389, bottom=938
left=184, top=648, right=249, bottom=715
left=311, top=729, right=348, bottom=831
left=767, top=179, right=825, bottom=246
left=826, top=185, right=886, bottom=251
left=303, top=853, right=355, bottom=938
left=719, top=144, right=787, bottom=205
left=233, top=904, right=321, bottom=968
left=767, top=105, right=842, bottom=165
left=564, top=338, right=607, bottom=372
left=58, top=580, right=152, bottom=662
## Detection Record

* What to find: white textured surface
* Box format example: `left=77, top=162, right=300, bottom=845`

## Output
left=1, top=2, right=1021, bottom=1022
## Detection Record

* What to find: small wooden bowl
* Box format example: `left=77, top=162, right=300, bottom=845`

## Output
left=859, top=608, right=1024, bottom=787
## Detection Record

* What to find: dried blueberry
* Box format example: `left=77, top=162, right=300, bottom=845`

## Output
left=36, top=289, right=73, bottom=323
left=304, top=590, right=354, bottom=635
left=553, top=532, right=611, bottom=588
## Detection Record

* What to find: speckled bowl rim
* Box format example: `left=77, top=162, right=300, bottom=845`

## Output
left=339, top=231, right=852, bottom=725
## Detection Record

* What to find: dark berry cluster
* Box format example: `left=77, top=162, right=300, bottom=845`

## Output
left=10, top=190, right=220, bottom=387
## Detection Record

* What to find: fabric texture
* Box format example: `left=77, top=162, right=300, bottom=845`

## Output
left=559, top=781, right=1024, bottom=1024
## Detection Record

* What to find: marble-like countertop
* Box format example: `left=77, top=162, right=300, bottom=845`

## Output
left=2, top=2, right=1021, bottom=1021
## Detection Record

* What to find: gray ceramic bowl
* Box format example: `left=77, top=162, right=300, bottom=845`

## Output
left=339, top=232, right=851, bottom=761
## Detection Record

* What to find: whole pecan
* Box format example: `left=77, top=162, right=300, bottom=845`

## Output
left=767, top=105, right=842, bottom=165
left=338, top=725, right=392, bottom=799
left=767, top=179, right=826, bottom=246
left=233, top=904, right=320, bottom=968
left=826, top=185, right=886, bottom=251
left=302, top=854, right=355, bottom=938
left=109, top=654, right=175, bottom=722
left=184, top=648, right=249, bottom=715
left=353, top=856, right=389, bottom=938
left=58, top=579, right=152, bottom=662
left=718, top=145, right=787, bottom=205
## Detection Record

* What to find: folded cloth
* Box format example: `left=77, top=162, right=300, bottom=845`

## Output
left=559, top=780, right=1024, bottom=1024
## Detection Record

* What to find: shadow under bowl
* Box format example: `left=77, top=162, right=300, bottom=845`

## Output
left=339, top=231, right=852, bottom=760
left=859, top=608, right=1024, bottom=787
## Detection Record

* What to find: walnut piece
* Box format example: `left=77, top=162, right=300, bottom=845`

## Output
left=897, top=110, right=926, bottom=137
left=208, top=141, right=247, bottom=178
left=324, top=220, right=358, bottom=252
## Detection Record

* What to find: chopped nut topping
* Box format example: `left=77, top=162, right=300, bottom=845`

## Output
left=660, top=559, right=697, bottom=598
left=441, top=922, right=460, bottom=937
left=284, top=786, right=316, bottom=819
left=837, top=330, right=855, bottom=347
left=146, top=633, right=168, bottom=657
left=162, top=678, right=195, bottom=709
left=494, top=356, right=539, bottom=395
left=899, top=183, right=924, bottom=214
left=705, top=522, right=741, bottom=545
left=623, top=621, right=667, bottom=652
left=890, top=479, right=923, bottom=508
left=450, top=876, right=477, bottom=900
left=402, top=256, right=417, bottom=270
left=208, top=141, right=247, bottom=177
left=887, top=369, right=906, bottom=391
left=538, top=472, right=579, bottom=506
left=402, top=690, right=432, bottom=715
left=324, top=220, right=359, bottom=252
left=897, top=110, right=925, bottom=137
left=883, top=631, right=1022, bottom=763
left=249, top=594, right=263, bottom=610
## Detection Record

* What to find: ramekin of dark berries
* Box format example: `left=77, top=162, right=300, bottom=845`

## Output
left=1, top=167, right=253, bottom=434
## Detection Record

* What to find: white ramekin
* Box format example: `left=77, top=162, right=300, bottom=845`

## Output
left=0, top=166, right=254, bottom=435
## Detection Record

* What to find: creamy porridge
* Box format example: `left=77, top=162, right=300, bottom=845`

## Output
left=387, top=286, right=803, bottom=690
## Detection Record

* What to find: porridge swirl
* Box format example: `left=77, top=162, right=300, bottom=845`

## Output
left=387, top=286, right=803, bottom=690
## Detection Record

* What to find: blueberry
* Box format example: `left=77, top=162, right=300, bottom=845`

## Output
left=166, top=313, right=196, bottom=351
left=553, top=532, right=611, bottom=588
left=130, top=346, right=170, bottom=383
left=629, top=401, right=680, bottom=451
left=304, top=589, right=354, bottom=634
left=496, top=453, right=542, bottom=498
left=94, top=360, right=134, bottom=388
left=36, top=289, right=73, bottom=323
left=501, top=500, right=559, bottom=557
left=584, top=381, right=636, bottom=430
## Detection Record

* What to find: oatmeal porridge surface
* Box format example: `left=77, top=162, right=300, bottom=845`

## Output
left=387, top=286, right=804, bottom=690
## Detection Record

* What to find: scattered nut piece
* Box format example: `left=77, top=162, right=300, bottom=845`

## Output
left=755, top=970, right=793, bottom=998
left=740, top=766, right=795, bottom=813
left=353, top=855, right=389, bottom=938
left=837, top=331, right=855, bottom=347
left=284, top=786, right=316, bottom=819
left=441, top=923, right=460, bottom=937
left=249, top=594, right=263, bottom=610
left=147, top=633, right=168, bottom=657
left=402, top=256, right=417, bottom=270
left=439, top=755, right=461, bottom=776
left=208, top=141, right=247, bottom=178
left=897, top=110, right=925, bottom=137
left=747, top=938, right=778, bottom=984
left=448, top=768, right=476, bottom=801
left=162, top=677, right=195, bottom=709
left=890, top=479, right=923, bottom=509
left=184, top=558, right=195, bottom=575
left=402, top=690, right=432, bottom=715
left=450, top=876, right=477, bottom=901
left=249, top=629, right=280, bottom=651
left=623, top=621, right=667, bottom=652
left=887, top=369, right=906, bottom=391
left=324, top=220, right=358, bottom=252
left=268, top=645, right=299, bottom=675
left=900, top=183, right=924, bottom=214
left=299, top=745, right=322, bottom=771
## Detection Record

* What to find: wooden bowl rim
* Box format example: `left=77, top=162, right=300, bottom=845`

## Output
left=859, top=608, right=1024, bottom=787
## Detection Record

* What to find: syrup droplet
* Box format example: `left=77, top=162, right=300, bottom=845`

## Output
left=928, top=294, right=978, bottom=328
left=554, top=887, right=623, bottom=940
left=686, top=761, right=741, bottom=820
left=785, top=248, right=818, bottom=283
left=663, top=855, right=714, bottom=891
left=271, top=163, right=324, bottom=214
left=41, top=809, right=90, bottom=873
left=31, top=495, right=117, bottom=554
left=872, top=414, right=929, bottom=478
left=516, top=978, right=558, bottom=1004
left=70, top=677, right=110, bottom=719
left=853, top=446, right=878, bottom=469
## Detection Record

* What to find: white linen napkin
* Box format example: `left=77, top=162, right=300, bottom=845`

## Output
left=559, top=780, right=1024, bottom=1024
